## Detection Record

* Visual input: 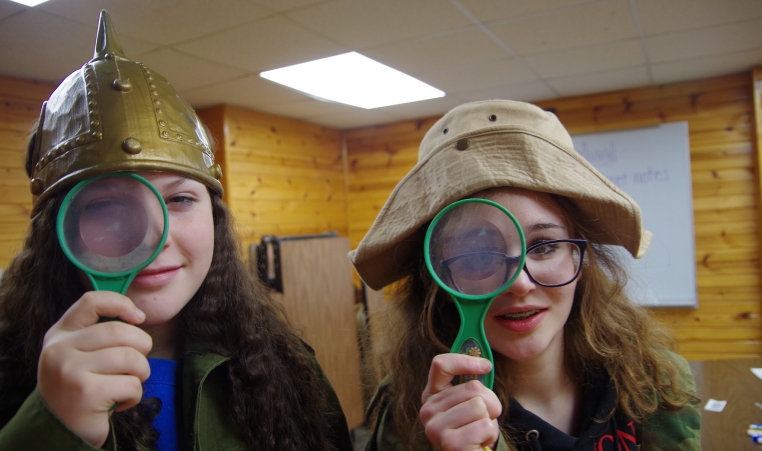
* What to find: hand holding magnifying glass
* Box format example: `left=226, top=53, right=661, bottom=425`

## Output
left=424, top=198, right=526, bottom=390
left=56, top=173, right=168, bottom=412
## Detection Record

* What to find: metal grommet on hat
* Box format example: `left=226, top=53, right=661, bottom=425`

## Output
left=27, top=10, right=224, bottom=216
left=488, top=114, right=497, bottom=121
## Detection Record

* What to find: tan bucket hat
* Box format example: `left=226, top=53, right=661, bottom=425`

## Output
left=349, top=99, right=652, bottom=291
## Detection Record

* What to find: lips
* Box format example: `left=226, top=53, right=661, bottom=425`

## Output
left=132, top=265, right=181, bottom=287
left=493, top=307, right=547, bottom=332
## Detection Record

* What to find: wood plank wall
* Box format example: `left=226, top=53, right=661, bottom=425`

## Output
left=0, top=75, right=54, bottom=270
left=345, top=71, right=761, bottom=361
left=197, top=104, right=348, bottom=251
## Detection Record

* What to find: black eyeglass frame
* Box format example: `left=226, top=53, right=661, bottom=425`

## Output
left=441, top=238, right=588, bottom=292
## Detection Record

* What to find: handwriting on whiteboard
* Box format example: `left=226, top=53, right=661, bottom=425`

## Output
left=577, top=140, right=670, bottom=187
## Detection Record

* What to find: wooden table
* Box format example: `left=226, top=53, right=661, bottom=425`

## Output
left=689, top=359, right=762, bottom=450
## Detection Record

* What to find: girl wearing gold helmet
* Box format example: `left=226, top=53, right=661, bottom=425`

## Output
left=0, top=11, right=353, bottom=451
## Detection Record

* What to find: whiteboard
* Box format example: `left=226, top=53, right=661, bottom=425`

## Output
left=570, top=122, right=697, bottom=308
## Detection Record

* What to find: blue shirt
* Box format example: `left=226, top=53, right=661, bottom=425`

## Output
left=143, top=358, right=180, bottom=451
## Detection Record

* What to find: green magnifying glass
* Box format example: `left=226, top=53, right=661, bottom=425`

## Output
left=424, top=198, right=526, bottom=390
left=57, top=173, right=169, bottom=295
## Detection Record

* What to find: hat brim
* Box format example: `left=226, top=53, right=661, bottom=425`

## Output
left=349, top=128, right=651, bottom=290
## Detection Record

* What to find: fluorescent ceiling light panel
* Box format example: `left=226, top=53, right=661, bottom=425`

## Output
left=8, top=0, right=50, bottom=6
left=260, top=52, right=445, bottom=109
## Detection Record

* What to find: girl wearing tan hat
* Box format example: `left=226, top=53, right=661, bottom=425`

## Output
left=350, top=100, right=699, bottom=451
left=0, top=12, right=352, bottom=451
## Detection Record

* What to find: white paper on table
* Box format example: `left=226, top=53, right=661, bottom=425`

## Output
left=703, top=398, right=727, bottom=412
left=751, top=368, right=762, bottom=380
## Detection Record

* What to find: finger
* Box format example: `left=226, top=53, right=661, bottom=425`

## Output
left=423, top=354, right=492, bottom=401
left=65, top=321, right=153, bottom=356
left=421, top=380, right=502, bottom=424
left=424, top=393, right=490, bottom=430
left=436, top=418, right=498, bottom=451
left=76, top=347, right=151, bottom=381
left=57, top=291, right=146, bottom=331
left=95, top=374, right=145, bottom=413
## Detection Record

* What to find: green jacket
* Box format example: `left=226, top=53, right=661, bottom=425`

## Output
left=0, top=338, right=354, bottom=450
left=365, top=349, right=700, bottom=451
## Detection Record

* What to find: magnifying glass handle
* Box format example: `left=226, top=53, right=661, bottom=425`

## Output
left=450, top=298, right=494, bottom=390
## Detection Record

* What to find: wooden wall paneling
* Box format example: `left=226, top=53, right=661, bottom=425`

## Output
left=195, top=105, right=229, bottom=204
left=0, top=75, right=55, bottom=270
left=265, top=236, right=365, bottom=429
left=213, top=105, right=348, bottom=251
left=753, top=67, right=762, bottom=296
left=535, top=73, right=761, bottom=361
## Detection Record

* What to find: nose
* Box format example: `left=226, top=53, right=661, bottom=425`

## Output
left=503, top=267, right=536, bottom=296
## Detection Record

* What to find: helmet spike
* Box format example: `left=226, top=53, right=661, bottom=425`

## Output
left=93, top=10, right=125, bottom=60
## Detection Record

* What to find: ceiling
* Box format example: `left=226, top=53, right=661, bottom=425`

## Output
left=1, top=0, right=761, bottom=130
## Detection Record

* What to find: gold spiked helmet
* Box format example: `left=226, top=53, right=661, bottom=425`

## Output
left=28, top=10, right=223, bottom=215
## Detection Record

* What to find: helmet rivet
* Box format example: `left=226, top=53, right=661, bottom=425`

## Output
left=176, top=134, right=183, bottom=140
left=156, top=108, right=163, bottom=114
left=88, top=100, right=98, bottom=107
left=122, top=138, right=142, bottom=154
left=30, top=178, right=44, bottom=195
left=161, top=131, right=170, bottom=138
left=151, top=90, right=159, bottom=96
left=90, top=120, right=100, bottom=127
left=210, top=164, right=222, bottom=180
left=158, top=120, right=166, bottom=127
left=149, top=83, right=157, bottom=89
left=75, top=136, right=85, bottom=145
left=112, top=78, right=132, bottom=92
left=456, top=138, right=470, bottom=151
left=154, top=99, right=161, bottom=105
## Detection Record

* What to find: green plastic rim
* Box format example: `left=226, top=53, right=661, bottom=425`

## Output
left=56, top=173, right=170, bottom=280
left=424, top=198, right=527, bottom=301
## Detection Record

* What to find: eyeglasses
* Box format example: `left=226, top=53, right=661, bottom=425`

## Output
left=440, top=239, right=588, bottom=294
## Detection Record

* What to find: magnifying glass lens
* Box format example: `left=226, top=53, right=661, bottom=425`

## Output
left=61, top=176, right=165, bottom=274
left=428, top=202, right=523, bottom=296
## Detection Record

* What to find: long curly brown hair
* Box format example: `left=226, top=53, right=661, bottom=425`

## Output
left=0, top=187, right=343, bottom=450
left=369, top=192, right=698, bottom=450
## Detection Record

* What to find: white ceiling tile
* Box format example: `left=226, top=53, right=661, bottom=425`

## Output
left=488, top=0, right=638, bottom=55
left=647, top=18, right=762, bottom=63
left=525, top=39, right=645, bottom=78
left=40, top=0, right=272, bottom=46
left=0, top=1, right=25, bottom=20
left=457, top=0, right=600, bottom=23
left=420, top=58, right=537, bottom=93
left=286, top=0, right=471, bottom=49
left=303, top=108, right=399, bottom=130
left=182, top=74, right=307, bottom=109
left=175, top=15, right=347, bottom=73
left=370, top=95, right=467, bottom=122
left=133, top=49, right=247, bottom=92
left=245, top=97, right=350, bottom=120
left=456, top=80, right=557, bottom=104
left=363, top=28, right=508, bottom=76
left=548, top=66, right=650, bottom=97
left=250, top=0, right=336, bottom=13
left=636, top=0, right=762, bottom=35
left=0, top=10, right=102, bottom=82
left=651, top=48, right=762, bottom=85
